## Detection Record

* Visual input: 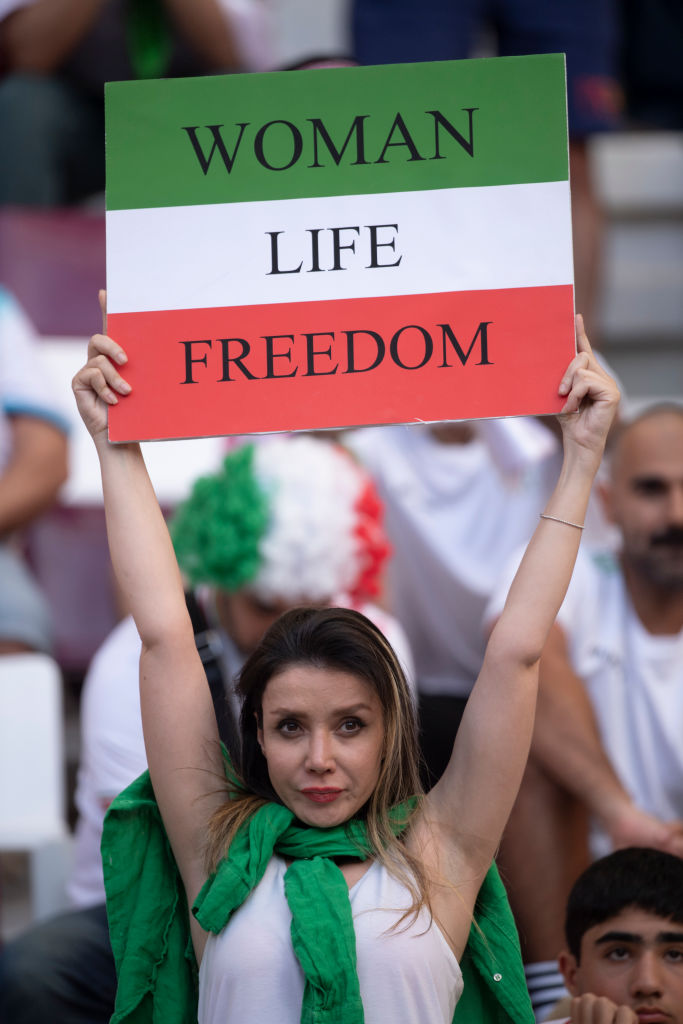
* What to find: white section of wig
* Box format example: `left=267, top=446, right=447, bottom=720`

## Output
left=248, top=436, right=364, bottom=604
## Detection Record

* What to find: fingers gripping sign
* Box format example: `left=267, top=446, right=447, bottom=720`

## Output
left=556, top=314, right=620, bottom=455
left=72, top=290, right=131, bottom=441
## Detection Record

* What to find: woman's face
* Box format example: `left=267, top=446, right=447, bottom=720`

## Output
left=256, top=664, right=385, bottom=827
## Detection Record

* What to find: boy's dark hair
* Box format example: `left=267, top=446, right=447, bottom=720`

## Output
left=566, top=847, right=683, bottom=961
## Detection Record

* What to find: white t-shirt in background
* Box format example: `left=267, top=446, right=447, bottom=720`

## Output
left=346, top=421, right=560, bottom=698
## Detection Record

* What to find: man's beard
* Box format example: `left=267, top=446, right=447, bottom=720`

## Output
left=627, top=526, right=683, bottom=589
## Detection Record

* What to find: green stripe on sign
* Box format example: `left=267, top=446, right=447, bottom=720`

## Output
left=106, top=54, right=568, bottom=211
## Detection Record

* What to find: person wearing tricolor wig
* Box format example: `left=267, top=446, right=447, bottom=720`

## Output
left=71, top=296, right=619, bottom=1024
left=170, top=433, right=402, bottom=665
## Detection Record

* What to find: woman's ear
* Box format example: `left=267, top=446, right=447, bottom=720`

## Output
left=255, top=712, right=265, bottom=757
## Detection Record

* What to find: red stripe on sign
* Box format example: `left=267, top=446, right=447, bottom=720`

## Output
left=107, top=285, right=575, bottom=442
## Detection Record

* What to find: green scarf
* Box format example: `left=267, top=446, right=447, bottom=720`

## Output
left=102, top=770, right=534, bottom=1024
left=193, top=799, right=415, bottom=1023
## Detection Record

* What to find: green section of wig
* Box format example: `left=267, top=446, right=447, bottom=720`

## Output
left=170, top=445, right=269, bottom=592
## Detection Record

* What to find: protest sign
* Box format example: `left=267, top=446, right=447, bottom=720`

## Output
left=105, top=54, right=574, bottom=442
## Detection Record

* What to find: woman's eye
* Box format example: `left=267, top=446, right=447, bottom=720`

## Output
left=278, top=720, right=301, bottom=735
left=339, top=718, right=363, bottom=734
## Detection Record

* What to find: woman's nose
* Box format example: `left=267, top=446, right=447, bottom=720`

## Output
left=305, top=730, right=334, bottom=772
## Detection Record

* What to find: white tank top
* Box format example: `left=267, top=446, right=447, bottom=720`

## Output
left=198, top=855, right=463, bottom=1023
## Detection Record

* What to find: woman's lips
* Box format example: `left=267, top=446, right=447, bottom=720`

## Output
left=301, top=788, right=343, bottom=803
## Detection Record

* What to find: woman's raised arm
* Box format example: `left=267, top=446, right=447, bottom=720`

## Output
left=420, top=316, right=620, bottom=888
left=72, top=295, right=227, bottom=950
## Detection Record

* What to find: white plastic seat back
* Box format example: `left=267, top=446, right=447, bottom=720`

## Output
left=0, top=653, right=70, bottom=920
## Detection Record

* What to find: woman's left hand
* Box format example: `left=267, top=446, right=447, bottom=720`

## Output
left=556, top=314, right=620, bottom=456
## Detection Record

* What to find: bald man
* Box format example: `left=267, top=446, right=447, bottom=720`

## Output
left=487, top=404, right=683, bottom=1020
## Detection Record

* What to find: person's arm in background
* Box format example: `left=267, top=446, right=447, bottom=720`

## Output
left=0, top=0, right=251, bottom=73
left=0, top=414, right=67, bottom=537
left=533, top=622, right=683, bottom=855
left=0, top=0, right=104, bottom=72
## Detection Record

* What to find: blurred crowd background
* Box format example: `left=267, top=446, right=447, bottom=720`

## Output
left=0, top=0, right=681, bottom=1020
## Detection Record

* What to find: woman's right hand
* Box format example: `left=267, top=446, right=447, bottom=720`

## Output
left=71, top=290, right=131, bottom=440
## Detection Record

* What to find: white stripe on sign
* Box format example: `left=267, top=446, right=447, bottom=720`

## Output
left=106, top=181, right=573, bottom=315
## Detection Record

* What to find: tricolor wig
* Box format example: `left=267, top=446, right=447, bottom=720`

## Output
left=170, top=436, right=389, bottom=605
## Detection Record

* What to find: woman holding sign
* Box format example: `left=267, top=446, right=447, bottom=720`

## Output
left=72, top=298, right=618, bottom=1024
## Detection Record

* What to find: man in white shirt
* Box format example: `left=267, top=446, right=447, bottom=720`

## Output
left=486, top=404, right=683, bottom=1021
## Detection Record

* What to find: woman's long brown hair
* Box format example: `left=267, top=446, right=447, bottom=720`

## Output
left=205, top=606, right=431, bottom=923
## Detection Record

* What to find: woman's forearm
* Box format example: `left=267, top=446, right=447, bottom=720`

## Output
left=489, top=441, right=603, bottom=666
left=95, top=434, right=189, bottom=647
